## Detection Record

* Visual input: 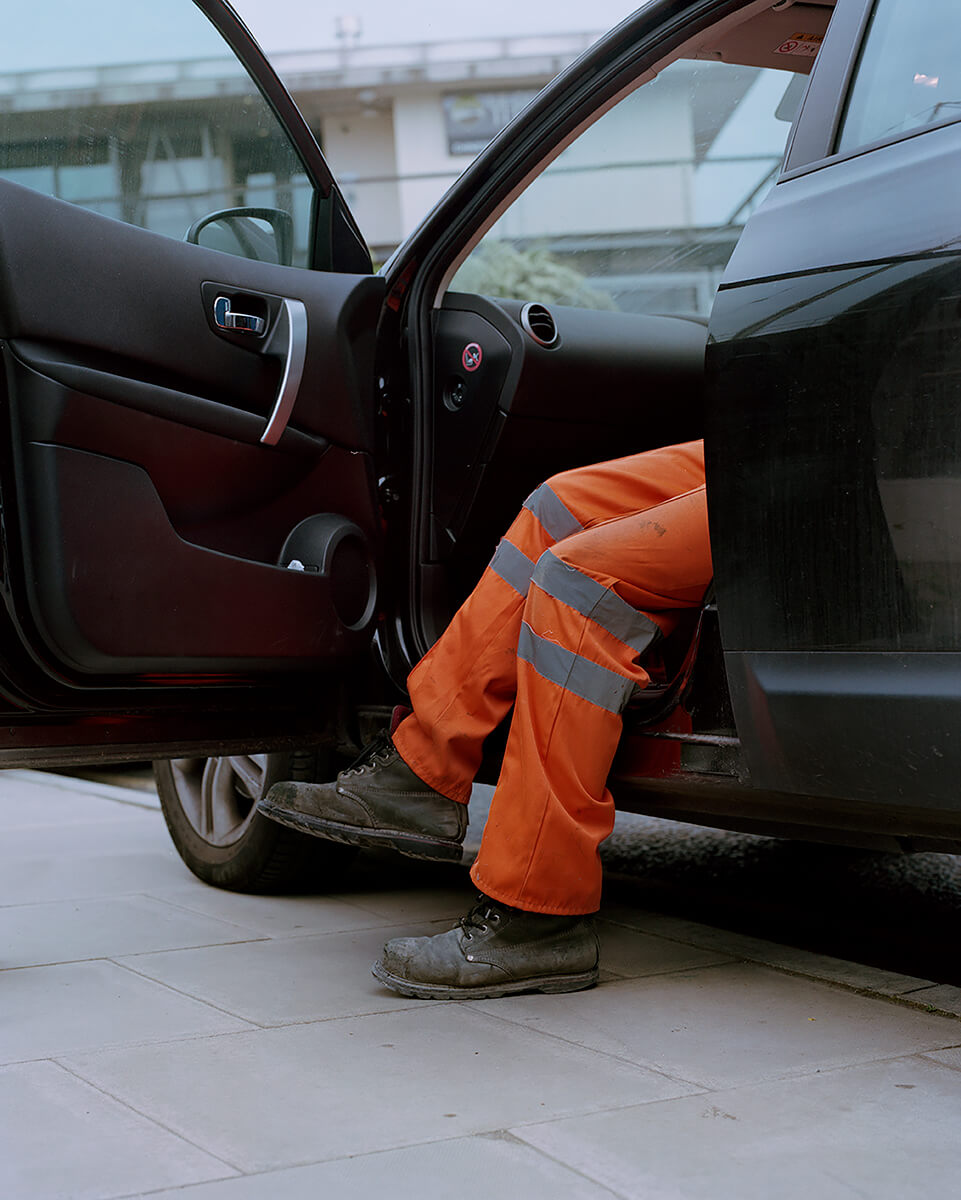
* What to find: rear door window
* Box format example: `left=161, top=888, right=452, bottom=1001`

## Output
left=837, top=0, right=961, bottom=154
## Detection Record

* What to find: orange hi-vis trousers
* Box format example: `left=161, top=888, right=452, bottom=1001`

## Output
left=393, top=440, right=711, bottom=915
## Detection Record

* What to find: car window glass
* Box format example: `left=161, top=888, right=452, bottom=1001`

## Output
left=0, top=2, right=316, bottom=266
left=836, top=0, right=961, bottom=155
left=230, top=1, right=641, bottom=247
left=450, top=58, right=801, bottom=317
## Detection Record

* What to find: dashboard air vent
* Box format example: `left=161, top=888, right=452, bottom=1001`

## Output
left=520, top=302, right=559, bottom=348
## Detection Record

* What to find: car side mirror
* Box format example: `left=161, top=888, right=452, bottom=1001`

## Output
left=185, top=207, right=294, bottom=266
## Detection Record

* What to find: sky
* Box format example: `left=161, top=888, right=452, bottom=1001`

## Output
left=0, top=2, right=646, bottom=73
left=232, top=0, right=644, bottom=53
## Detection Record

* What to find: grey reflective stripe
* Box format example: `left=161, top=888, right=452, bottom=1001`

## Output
left=532, top=550, right=659, bottom=654
left=517, top=622, right=636, bottom=714
left=489, top=539, right=535, bottom=596
left=523, top=483, right=583, bottom=542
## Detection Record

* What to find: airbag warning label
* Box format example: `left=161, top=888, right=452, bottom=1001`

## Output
left=775, top=33, right=822, bottom=58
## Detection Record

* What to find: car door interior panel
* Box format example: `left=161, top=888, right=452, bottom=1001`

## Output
left=0, top=180, right=383, bottom=682
left=20, top=444, right=376, bottom=673
left=9, top=342, right=330, bottom=457
left=0, top=182, right=383, bottom=448
left=431, top=293, right=708, bottom=602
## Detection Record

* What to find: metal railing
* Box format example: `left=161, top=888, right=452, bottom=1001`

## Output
left=0, top=32, right=602, bottom=109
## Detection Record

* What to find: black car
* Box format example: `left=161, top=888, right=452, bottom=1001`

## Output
left=1, top=0, right=958, bottom=891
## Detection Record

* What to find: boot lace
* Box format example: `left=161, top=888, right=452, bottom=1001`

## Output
left=458, top=895, right=508, bottom=940
left=341, top=730, right=395, bottom=777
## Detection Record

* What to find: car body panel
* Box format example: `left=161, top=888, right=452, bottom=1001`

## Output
left=707, top=11, right=961, bottom=812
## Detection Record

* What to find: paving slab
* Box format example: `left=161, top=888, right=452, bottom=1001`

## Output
left=0, top=894, right=267, bottom=969
left=1, top=959, right=254, bottom=1064
left=0, top=809, right=170, bottom=859
left=921, top=1046, right=961, bottom=1070
left=0, top=772, right=154, bottom=828
left=895, top=985, right=961, bottom=1017
left=143, top=881, right=396, bottom=937
left=0, top=817, right=187, bottom=905
left=61, top=1005, right=700, bottom=1173
left=5, top=767, right=961, bottom=1200
left=605, top=909, right=947, bottom=1001
left=329, top=879, right=478, bottom=923
left=118, top=923, right=454, bottom=1025
left=596, top=919, right=731, bottom=980
left=140, top=1133, right=621, bottom=1200
left=0, top=843, right=192, bottom=906
left=1, top=1060, right=236, bottom=1200
left=4, top=768, right=161, bottom=809
left=513, top=1053, right=961, bottom=1200
left=473, top=961, right=961, bottom=1090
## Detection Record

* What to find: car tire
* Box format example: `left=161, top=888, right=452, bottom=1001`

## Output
left=154, top=749, right=356, bottom=893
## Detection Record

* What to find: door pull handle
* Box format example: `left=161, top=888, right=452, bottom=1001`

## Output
left=212, top=295, right=266, bottom=335
left=261, top=298, right=308, bottom=446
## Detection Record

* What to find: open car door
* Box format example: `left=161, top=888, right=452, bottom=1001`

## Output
left=0, top=0, right=384, bottom=765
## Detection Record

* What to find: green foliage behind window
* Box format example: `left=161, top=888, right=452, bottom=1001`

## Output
left=454, top=241, right=617, bottom=310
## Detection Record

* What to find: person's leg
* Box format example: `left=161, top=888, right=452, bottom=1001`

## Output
left=470, top=484, right=712, bottom=914
left=373, top=483, right=712, bottom=998
left=394, top=440, right=706, bottom=800
left=260, top=441, right=706, bottom=865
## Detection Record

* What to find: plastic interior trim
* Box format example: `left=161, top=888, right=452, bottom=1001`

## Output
left=261, top=298, right=308, bottom=446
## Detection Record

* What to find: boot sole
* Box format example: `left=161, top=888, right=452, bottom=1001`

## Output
left=257, top=799, right=464, bottom=863
left=371, top=960, right=599, bottom=1000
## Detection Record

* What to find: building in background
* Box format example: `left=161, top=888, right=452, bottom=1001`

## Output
left=0, top=33, right=792, bottom=314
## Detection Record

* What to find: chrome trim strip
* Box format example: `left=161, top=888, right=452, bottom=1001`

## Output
left=261, top=298, right=308, bottom=446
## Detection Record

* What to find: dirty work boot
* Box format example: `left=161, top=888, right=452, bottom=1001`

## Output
left=257, top=732, right=467, bottom=862
left=372, top=895, right=599, bottom=999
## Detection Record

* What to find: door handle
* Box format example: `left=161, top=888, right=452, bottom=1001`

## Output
left=261, top=298, right=308, bottom=446
left=213, top=295, right=266, bottom=335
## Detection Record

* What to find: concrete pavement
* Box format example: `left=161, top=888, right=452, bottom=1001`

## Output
left=2, top=767, right=961, bottom=1200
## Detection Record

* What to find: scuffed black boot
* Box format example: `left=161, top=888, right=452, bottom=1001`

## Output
left=257, top=732, right=467, bottom=862
left=372, top=895, right=599, bottom=999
